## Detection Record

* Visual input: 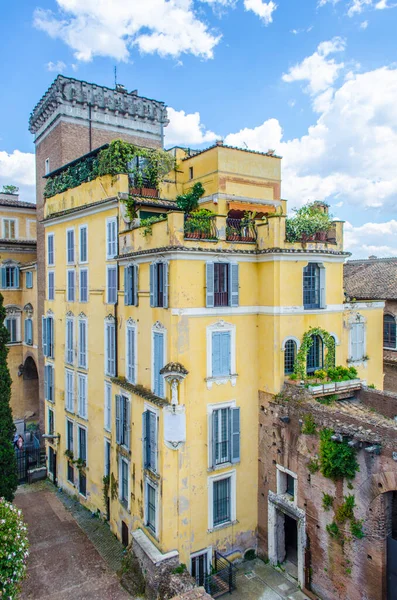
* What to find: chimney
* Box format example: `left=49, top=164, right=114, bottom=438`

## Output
left=216, top=139, right=224, bottom=146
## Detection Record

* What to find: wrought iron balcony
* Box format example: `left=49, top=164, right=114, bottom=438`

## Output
left=226, top=217, right=257, bottom=242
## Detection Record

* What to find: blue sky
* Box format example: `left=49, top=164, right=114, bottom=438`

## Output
left=1, top=0, right=397, bottom=257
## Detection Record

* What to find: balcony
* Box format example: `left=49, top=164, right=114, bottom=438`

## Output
left=184, top=213, right=218, bottom=241
left=226, top=217, right=257, bottom=242
left=306, top=379, right=361, bottom=397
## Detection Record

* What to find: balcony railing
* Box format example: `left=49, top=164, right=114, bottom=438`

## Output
left=307, top=379, right=361, bottom=396
left=184, top=214, right=218, bottom=240
left=226, top=218, right=256, bottom=242
left=205, top=552, right=237, bottom=598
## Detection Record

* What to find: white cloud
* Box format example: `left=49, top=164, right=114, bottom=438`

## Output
left=0, top=150, right=36, bottom=203
left=344, top=220, right=397, bottom=257
left=347, top=0, right=372, bottom=16
left=222, top=66, right=397, bottom=217
left=282, top=37, right=345, bottom=101
left=243, top=0, right=277, bottom=24
left=375, top=0, right=397, bottom=8
left=46, top=60, right=67, bottom=72
left=360, top=19, right=369, bottom=27
left=33, top=0, right=222, bottom=61
left=165, top=107, right=219, bottom=146
left=319, top=0, right=396, bottom=14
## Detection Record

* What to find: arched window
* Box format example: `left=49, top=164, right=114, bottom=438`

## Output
left=284, top=340, right=297, bottom=374
left=384, top=314, right=396, bottom=349
left=303, top=263, right=320, bottom=309
left=307, top=335, right=323, bottom=374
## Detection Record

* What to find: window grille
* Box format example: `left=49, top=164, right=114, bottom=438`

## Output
left=307, top=335, right=323, bottom=373
left=213, top=477, right=231, bottom=526
left=303, top=263, right=320, bottom=309
left=147, top=482, right=156, bottom=533
left=384, top=315, right=396, bottom=349
left=284, top=340, right=296, bottom=374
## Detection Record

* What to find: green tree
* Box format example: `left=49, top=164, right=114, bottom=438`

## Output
left=2, top=185, right=19, bottom=195
left=0, top=292, right=17, bottom=501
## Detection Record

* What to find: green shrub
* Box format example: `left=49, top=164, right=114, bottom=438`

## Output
left=302, top=414, right=317, bottom=435
left=367, top=383, right=376, bottom=389
left=314, top=369, right=328, bottom=380
left=319, top=429, right=359, bottom=480
left=176, top=182, right=205, bottom=213
left=140, top=214, right=167, bottom=237
left=285, top=202, right=333, bottom=243
left=322, top=493, right=334, bottom=511
left=335, top=495, right=355, bottom=523
left=172, top=563, right=187, bottom=574
left=326, top=521, right=341, bottom=539
left=326, top=366, right=358, bottom=382
left=308, top=458, right=320, bottom=473
left=0, top=498, right=29, bottom=599
left=317, top=394, right=337, bottom=405
left=350, top=519, right=365, bottom=539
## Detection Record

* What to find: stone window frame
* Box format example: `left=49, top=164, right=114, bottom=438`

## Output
left=276, top=464, right=298, bottom=506
left=347, top=312, right=367, bottom=364
left=207, top=469, right=237, bottom=532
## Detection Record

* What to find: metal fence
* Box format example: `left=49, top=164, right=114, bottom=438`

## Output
left=16, top=447, right=45, bottom=484
left=205, top=551, right=237, bottom=598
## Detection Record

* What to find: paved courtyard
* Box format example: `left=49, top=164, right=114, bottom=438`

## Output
left=230, top=559, right=310, bottom=600
left=15, top=483, right=131, bottom=600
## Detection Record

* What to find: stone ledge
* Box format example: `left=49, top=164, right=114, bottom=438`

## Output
left=132, top=529, right=178, bottom=566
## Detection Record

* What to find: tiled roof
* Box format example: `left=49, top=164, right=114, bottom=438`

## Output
left=136, top=197, right=179, bottom=209
left=111, top=377, right=169, bottom=407
left=344, top=257, right=397, bottom=300
left=0, top=238, right=36, bottom=246
left=181, top=143, right=282, bottom=161
left=0, top=198, right=36, bottom=209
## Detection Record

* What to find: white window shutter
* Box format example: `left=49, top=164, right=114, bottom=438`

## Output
left=206, top=262, right=214, bottom=308
left=229, top=263, right=239, bottom=307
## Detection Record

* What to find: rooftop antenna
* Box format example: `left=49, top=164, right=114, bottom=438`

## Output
left=114, top=66, right=117, bottom=88
left=243, top=142, right=248, bottom=149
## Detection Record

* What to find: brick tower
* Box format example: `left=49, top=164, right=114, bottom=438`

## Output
left=29, top=75, right=169, bottom=427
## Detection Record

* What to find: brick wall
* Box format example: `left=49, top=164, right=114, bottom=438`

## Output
left=358, top=386, right=397, bottom=420
left=258, top=388, right=397, bottom=600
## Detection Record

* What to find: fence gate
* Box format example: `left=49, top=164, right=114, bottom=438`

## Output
left=16, top=448, right=43, bottom=484
left=387, top=536, right=397, bottom=600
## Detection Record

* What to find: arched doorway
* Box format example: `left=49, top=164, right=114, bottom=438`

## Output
left=22, top=356, right=39, bottom=419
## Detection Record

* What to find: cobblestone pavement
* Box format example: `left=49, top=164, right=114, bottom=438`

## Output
left=15, top=482, right=131, bottom=600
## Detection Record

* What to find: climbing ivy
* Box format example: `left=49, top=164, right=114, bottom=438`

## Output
left=293, top=327, right=335, bottom=380
left=319, top=429, right=359, bottom=481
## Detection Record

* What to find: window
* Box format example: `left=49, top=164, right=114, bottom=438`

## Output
left=45, top=158, right=50, bottom=175
left=42, top=316, right=54, bottom=358
left=209, top=406, right=240, bottom=468
left=126, top=324, right=136, bottom=383
left=79, top=269, right=88, bottom=302
left=153, top=331, right=165, bottom=397
left=303, top=263, right=325, bottom=309
left=48, top=271, right=55, bottom=301
left=106, top=218, right=118, bottom=259
left=66, top=229, right=75, bottom=264
left=191, top=551, right=210, bottom=588
left=107, top=266, right=117, bottom=304
left=65, top=318, right=74, bottom=365
left=284, top=340, right=297, bottom=374
left=104, top=439, right=111, bottom=477
left=116, top=394, right=130, bottom=449
left=286, top=474, right=295, bottom=497
left=150, top=262, right=168, bottom=308
left=206, top=262, right=239, bottom=308
left=276, top=465, right=297, bottom=502
left=26, top=271, right=33, bottom=289
left=78, top=426, right=87, bottom=464
left=78, top=318, right=87, bottom=369
left=1, top=265, right=19, bottom=289
left=67, top=269, right=75, bottom=302
left=384, top=315, right=396, bottom=349
left=105, top=320, right=116, bottom=376
left=146, top=480, right=157, bottom=534
left=350, top=321, right=365, bottom=362
left=124, top=265, right=138, bottom=306
left=48, top=407, right=54, bottom=436
left=119, top=458, right=129, bottom=506
left=307, top=334, right=323, bottom=374
left=66, top=419, right=74, bottom=483
left=44, top=364, right=54, bottom=402
left=209, top=473, right=237, bottom=529
left=5, top=317, right=19, bottom=343
left=212, top=331, right=231, bottom=377
left=47, top=233, right=55, bottom=266
left=79, top=225, right=88, bottom=263
left=189, top=166, right=194, bottom=180
left=78, top=374, right=88, bottom=419
left=24, top=318, right=33, bottom=345
left=2, top=219, right=17, bottom=240
left=104, top=383, right=112, bottom=432
left=143, top=409, right=157, bottom=473
left=65, top=369, right=75, bottom=413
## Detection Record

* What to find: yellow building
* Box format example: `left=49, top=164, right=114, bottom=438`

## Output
left=40, top=137, right=383, bottom=586
left=0, top=191, right=39, bottom=424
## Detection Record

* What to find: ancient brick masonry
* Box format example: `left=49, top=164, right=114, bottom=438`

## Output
left=258, top=385, right=397, bottom=600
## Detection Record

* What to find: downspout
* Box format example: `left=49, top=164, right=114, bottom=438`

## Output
left=88, top=104, right=92, bottom=152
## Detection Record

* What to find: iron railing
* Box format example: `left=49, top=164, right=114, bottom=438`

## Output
left=226, top=218, right=256, bottom=242
left=205, top=551, right=237, bottom=598
left=184, top=214, right=218, bottom=240
left=16, top=447, right=46, bottom=484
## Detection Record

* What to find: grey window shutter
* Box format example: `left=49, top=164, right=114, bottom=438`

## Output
left=49, top=366, right=53, bottom=402
left=143, top=410, right=149, bottom=469
left=133, top=265, right=138, bottom=306
left=206, top=262, right=214, bottom=307
left=163, top=263, right=169, bottom=309
left=44, top=365, right=48, bottom=400
left=15, top=268, right=20, bottom=289
left=115, top=394, right=121, bottom=444
left=124, top=267, right=131, bottom=305
left=220, top=332, right=231, bottom=376
left=153, top=333, right=164, bottom=397
left=42, top=317, right=48, bottom=357
left=149, top=411, right=157, bottom=472
left=231, top=407, right=240, bottom=463
left=229, top=263, right=239, bottom=307
left=150, top=263, right=156, bottom=307
left=1, top=267, right=6, bottom=288
left=126, top=400, right=131, bottom=449
left=319, top=266, right=326, bottom=309
left=212, top=332, right=221, bottom=377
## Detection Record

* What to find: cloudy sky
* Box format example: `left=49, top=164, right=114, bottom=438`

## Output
left=1, top=0, right=397, bottom=257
